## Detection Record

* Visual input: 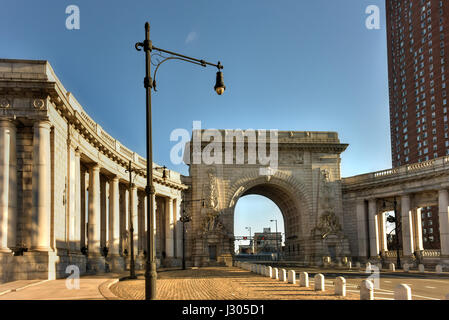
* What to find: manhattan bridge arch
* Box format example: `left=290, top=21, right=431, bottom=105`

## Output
left=182, top=129, right=351, bottom=267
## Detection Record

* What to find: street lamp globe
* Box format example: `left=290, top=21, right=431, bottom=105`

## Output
left=214, top=70, right=226, bottom=95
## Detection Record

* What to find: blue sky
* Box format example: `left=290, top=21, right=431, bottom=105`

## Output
left=2, top=0, right=390, bottom=243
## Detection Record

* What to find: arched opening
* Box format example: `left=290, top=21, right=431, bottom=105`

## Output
left=234, top=195, right=285, bottom=260
left=226, top=178, right=310, bottom=262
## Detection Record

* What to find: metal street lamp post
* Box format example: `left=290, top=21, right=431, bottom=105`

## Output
left=135, top=22, right=225, bottom=300
left=245, top=227, right=252, bottom=254
left=180, top=199, right=205, bottom=270
left=270, top=219, right=279, bottom=261
left=179, top=212, right=191, bottom=270
left=383, top=197, right=401, bottom=268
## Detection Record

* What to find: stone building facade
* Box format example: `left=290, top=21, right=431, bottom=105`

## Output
left=0, top=59, right=186, bottom=282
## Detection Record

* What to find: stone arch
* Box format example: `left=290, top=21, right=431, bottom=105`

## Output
left=225, top=172, right=313, bottom=253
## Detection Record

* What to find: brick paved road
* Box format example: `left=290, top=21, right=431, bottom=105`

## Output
left=110, top=266, right=358, bottom=300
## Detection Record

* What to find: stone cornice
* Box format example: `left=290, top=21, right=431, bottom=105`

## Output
left=342, top=156, right=449, bottom=193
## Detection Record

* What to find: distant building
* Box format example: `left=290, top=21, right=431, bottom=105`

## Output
left=253, top=228, right=282, bottom=254
left=238, top=245, right=252, bottom=255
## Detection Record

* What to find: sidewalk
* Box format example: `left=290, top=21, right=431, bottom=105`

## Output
left=0, top=273, right=124, bottom=300
left=110, top=266, right=358, bottom=300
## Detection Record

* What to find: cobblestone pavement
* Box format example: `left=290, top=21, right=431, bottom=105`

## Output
left=110, top=266, right=358, bottom=300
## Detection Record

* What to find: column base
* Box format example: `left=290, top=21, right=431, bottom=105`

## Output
left=218, top=254, right=233, bottom=267
left=0, top=251, right=58, bottom=283
left=107, top=255, right=125, bottom=273
left=161, top=257, right=182, bottom=268
left=87, top=255, right=106, bottom=274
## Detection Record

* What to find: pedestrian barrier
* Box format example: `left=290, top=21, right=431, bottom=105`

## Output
left=288, top=270, right=296, bottom=284
left=272, top=268, right=279, bottom=280
left=360, top=280, right=374, bottom=300
left=299, top=272, right=309, bottom=287
left=314, top=273, right=325, bottom=291
left=279, top=269, right=287, bottom=282
left=335, top=276, right=346, bottom=297
left=267, top=266, right=273, bottom=278
left=394, top=284, right=412, bottom=300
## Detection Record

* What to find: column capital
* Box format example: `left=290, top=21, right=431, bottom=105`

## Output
left=111, top=175, right=119, bottom=183
left=33, top=120, right=52, bottom=130
left=0, top=119, right=17, bottom=128
left=91, top=163, right=101, bottom=171
left=74, top=146, right=81, bottom=157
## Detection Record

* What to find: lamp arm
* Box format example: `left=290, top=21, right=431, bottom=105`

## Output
left=152, top=45, right=223, bottom=69
left=152, top=56, right=207, bottom=92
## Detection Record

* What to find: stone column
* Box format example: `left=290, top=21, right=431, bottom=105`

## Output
left=413, top=208, right=424, bottom=252
left=0, top=120, right=17, bottom=252
left=153, top=194, right=157, bottom=257
left=73, top=149, right=81, bottom=251
left=30, top=120, right=52, bottom=251
left=175, top=199, right=183, bottom=259
left=119, top=185, right=126, bottom=254
left=143, top=195, right=148, bottom=253
left=108, top=177, right=120, bottom=255
left=100, top=176, right=107, bottom=249
left=356, top=199, right=368, bottom=259
left=138, top=193, right=145, bottom=254
left=80, top=167, right=86, bottom=250
left=368, top=199, right=380, bottom=258
left=378, top=212, right=388, bottom=252
left=438, top=190, right=449, bottom=256
left=130, top=185, right=138, bottom=257
left=400, top=195, right=414, bottom=258
left=165, top=198, right=175, bottom=258
left=88, top=164, right=101, bottom=256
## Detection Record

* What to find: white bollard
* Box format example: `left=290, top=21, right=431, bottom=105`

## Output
left=272, top=268, right=279, bottom=280
left=279, top=269, right=287, bottom=282
left=299, top=272, right=309, bottom=287
left=335, top=276, right=346, bottom=297
left=436, top=265, right=443, bottom=274
left=360, top=280, right=374, bottom=300
left=288, top=270, right=296, bottom=284
left=267, top=266, right=273, bottom=278
left=365, top=262, right=371, bottom=270
left=355, top=262, right=361, bottom=269
left=389, top=263, right=396, bottom=272
left=394, top=284, right=412, bottom=300
left=403, top=263, right=410, bottom=272
left=419, top=264, right=425, bottom=273
left=314, top=273, right=325, bottom=291
left=348, top=261, right=352, bottom=270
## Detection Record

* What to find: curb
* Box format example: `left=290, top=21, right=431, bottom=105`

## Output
left=0, top=279, right=50, bottom=297
left=98, top=278, right=121, bottom=300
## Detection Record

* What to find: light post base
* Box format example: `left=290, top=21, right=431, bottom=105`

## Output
left=145, top=261, right=158, bottom=300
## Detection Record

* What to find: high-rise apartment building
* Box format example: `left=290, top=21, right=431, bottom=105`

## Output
left=386, top=0, right=449, bottom=249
